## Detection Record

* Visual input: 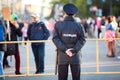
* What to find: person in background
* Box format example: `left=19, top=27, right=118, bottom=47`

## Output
left=81, top=18, right=89, bottom=38
left=52, top=3, right=86, bottom=80
left=0, top=19, right=5, bottom=80
left=27, top=13, right=50, bottom=74
left=0, top=18, right=11, bottom=69
left=47, top=18, right=55, bottom=35
left=114, top=17, right=120, bottom=59
left=3, top=13, right=22, bottom=74
left=21, top=22, right=29, bottom=45
left=105, top=16, right=116, bottom=57
left=100, top=16, right=106, bottom=38
left=86, top=17, right=95, bottom=38
left=96, top=17, right=101, bottom=38
left=17, top=19, right=24, bottom=45
left=56, top=15, right=64, bottom=22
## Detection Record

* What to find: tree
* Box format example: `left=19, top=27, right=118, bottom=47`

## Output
left=50, top=0, right=120, bottom=18
left=92, top=0, right=120, bottom=17
left=59, top=0, right=91, bottom=18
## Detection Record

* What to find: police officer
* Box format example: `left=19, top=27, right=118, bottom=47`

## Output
left=52, top=3, right=86, bottom=80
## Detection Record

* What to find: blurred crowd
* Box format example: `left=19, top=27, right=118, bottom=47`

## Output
left=47, top=15, right=120, bottom=39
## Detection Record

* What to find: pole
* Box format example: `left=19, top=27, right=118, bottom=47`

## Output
left=110, top=0, right=112, bottom=15
left=55, top=51, right=58, bottom=75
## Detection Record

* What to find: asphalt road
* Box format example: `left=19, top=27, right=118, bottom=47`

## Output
left=5, top=74, right=120, bottom=80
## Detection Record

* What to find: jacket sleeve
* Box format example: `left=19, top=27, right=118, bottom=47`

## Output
left=52, top=24, right=67, bottom=52
left=73, top=23, right=86, bottom=53
left=0, top=25, right=5, bottom=41
left=16, top=28, right=22, bottom=37
left=41, top=22, right=50, bottom=40
left=27, top=23, right=32, bottom=40
left=10, top=22, right=22, bottom=37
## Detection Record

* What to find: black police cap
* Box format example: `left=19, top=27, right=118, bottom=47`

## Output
left=63, top=3, right=78, bottom=14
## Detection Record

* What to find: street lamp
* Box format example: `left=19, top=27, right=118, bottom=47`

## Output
left=101, top=0, right=112, bottom=15
left=109, top=0, right=112, bottom=15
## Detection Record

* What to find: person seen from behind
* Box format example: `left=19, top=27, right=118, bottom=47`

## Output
left=21, top=22, right=29, bottom=45
left=0, top=19, right=5, bottom=80
left=52, top=3, right=86, bottom=80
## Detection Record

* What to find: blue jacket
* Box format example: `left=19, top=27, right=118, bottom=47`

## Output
left=0, top=24, right=5, bottom=41
left=0, top=23, right=5, bottom=51
left=106, top=23, right=114, bottom=31
left=27, top=21, right=50, bottom=45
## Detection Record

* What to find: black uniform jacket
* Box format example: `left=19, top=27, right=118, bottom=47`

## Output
left=52, top=16, right=86, bottom=64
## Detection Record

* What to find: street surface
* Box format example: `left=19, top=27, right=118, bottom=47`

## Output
left=4, top=38, right=120, bottom=80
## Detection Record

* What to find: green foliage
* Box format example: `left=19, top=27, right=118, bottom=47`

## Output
left=50, top=0, right=120, bottom=18
left=75, top=0, right=92, bottom=18
left=92, top=0, right=120, bottom=16
left=59, top=0, right=69, bottom=4
left=59, top=0, right=91, bottom=18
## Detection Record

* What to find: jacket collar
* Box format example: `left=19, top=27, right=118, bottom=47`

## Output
left=37, top=20, right=40, bottom=23
left=64, top=16, right=75, bottom=21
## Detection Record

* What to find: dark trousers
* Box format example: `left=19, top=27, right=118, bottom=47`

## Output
left=58, top=64, right=81, bottom=80
left=31, top=43, right=45, bottom=73
left=3, top=49, right=20, bottom=73
left=5, top=59, right=9, bottom=66
left=98, top=28, right=101, bottom=38
left=24, top=37, right=28, bottom=45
